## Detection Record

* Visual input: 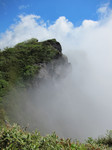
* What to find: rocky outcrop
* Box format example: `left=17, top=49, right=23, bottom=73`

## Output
left=33, top=39, right=71, bottom=86
left=43, top=39, right=62, bottom=52
left=0, top=38, right=71, bottom=126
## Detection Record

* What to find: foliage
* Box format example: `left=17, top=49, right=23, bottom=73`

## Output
left=0, top=124, right=72, bottom=150
left=1, top=38, right=112, bottom=149
left=0, top=124, right=112, bottom=150
left=0, top=38, right=60, bottom=99
left=95, top=130, right=112, bottom=147
left=23, top=65, right=40, bottom=80
left=0, top=38, right=61, bottom=125
left=0, top=79, right=9, bottom=96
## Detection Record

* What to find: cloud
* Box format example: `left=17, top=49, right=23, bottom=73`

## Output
left=97, top=2, right=112, bottom=18
left=1, top=4, right=112, bottom=140
left=0, top=15, right=75, bottom=49
left=0, top=4, right=111, bottom=51
left=19, top=4, right=30, bottom=10
left=98, top=3, right=109, bottom=14
left=0, top=14, right=99, bottom=51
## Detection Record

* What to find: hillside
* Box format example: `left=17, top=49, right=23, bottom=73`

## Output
left=0, top=38, right=70, bottom=125
left=0, top=38, right=112, bottom=149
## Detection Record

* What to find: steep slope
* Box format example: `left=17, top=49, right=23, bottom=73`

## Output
left=0, top=39, right=112, bottom=150
left=0, top=38, right=70, bottom=125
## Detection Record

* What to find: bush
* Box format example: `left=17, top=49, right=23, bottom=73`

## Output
left=1, top=124, right=111, bottom=150
left=96, top=130, right=112, bottom=147
left=23, top=65, right=40, bottom=80
left=0, top=79, right=9, bottom=96
left=0, top=124, right=76, bottom=150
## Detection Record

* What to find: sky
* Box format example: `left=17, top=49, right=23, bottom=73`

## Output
left=0, top=0, right=112, bottom=49
left=1, top=0, right=112, bottom=140
left=0, top=0, right=112, bottom=33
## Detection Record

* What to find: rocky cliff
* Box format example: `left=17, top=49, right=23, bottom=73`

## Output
left=0, top=38, right=70, bottom=125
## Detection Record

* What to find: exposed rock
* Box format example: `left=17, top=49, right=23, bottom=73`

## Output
left=0, top=37, right=71, bottom=92
left=43, top=39, right=62, bottom=52
left=27, top=39, right=71, bottom=87
left=34, top=54, right=71, bottom=87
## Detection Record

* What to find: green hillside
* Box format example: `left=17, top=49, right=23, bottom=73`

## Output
left=0, top=38, right=63, bottom=125
left=0, top=38, right=61, bottom=100
left=0, top=38, right=112, bottom=149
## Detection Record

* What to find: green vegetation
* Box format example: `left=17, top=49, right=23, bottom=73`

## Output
left=0, top=38, right=60, bottom=98
left=0, top=38, right=112, bottom=149
left=0, top=38, right=61, bottom=126
left=0, top=124, right=112, bottom=150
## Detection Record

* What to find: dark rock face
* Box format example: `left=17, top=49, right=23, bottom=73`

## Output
left=31, top=40, right=71, bottom=87
left=43, top=39, right=62, bottom=52
left=2, top=38, right=71, bottom=128
left=0, top=37, right=70, bottom=93
left=33, top=54, right=71, bottom=87
left=31, top=39, right=71, bottom=86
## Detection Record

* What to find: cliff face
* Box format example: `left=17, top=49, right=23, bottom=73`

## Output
left=0, top=38, right=70, bottom=96
left=27, top=39, right=70, bottom=87
left=33, top=54, right=70, bottom=88
left=0, top=38, right=70, bottom=125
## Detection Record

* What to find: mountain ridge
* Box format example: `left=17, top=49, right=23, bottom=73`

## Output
left=0, top=38, right=70, bottom=125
